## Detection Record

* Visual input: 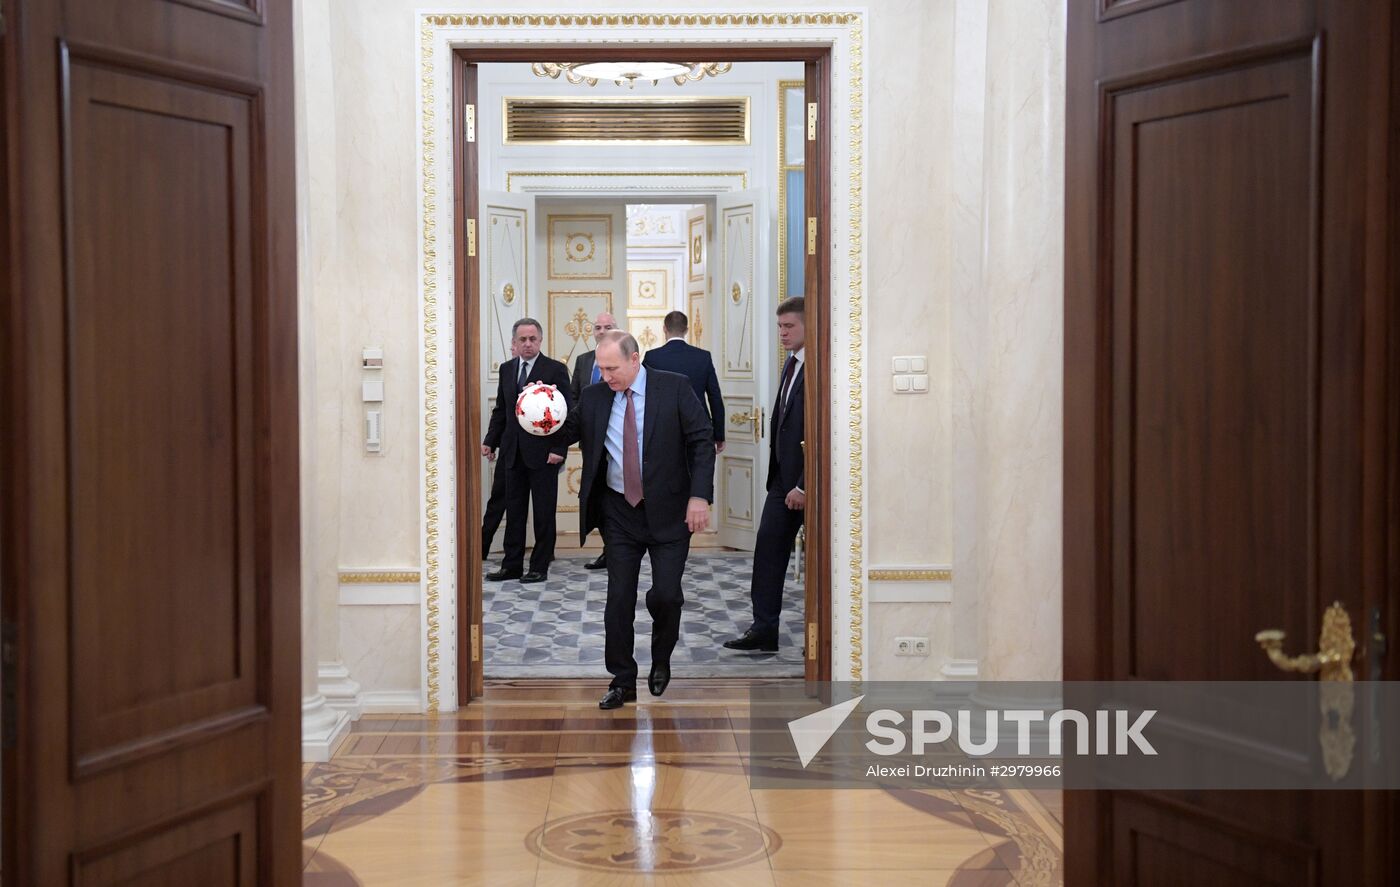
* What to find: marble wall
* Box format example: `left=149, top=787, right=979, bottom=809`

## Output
left=294, top=1, right=1067, bottom=722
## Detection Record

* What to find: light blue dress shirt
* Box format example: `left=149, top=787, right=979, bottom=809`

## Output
left=590, top=361, right=601, bottom=385
left=604, top=366, right=646, bottom=496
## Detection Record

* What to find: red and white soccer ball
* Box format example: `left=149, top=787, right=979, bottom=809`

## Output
left=515, top=382, right=567, bottom=436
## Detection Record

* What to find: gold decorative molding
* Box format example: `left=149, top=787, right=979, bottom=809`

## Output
left=845, top=14, right=866, bottom=681
left=421, top=11, right=866, bottom=693
left=339, top=571, right=423, bottom=585
left=869, top=569, right=952, bottom=583
left=423, top=12, right=861, bottom=27
left=419, top=15, right=442, bottom=711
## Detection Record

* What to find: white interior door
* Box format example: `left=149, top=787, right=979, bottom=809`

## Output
left=715, top=189, right=772, bottom=550
left=480, top=190, right=534, bottom=551
left=538, top=200, right=627, bottom=540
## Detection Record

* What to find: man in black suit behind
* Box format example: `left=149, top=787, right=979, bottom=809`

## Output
left=642, top=310, right=726, bottom=453
left=569, top=311, right=619, bottom=570
left=481, top=317, right=572, bottom=584
left=569, top=311, right=618, bottom=405
left=725, top=297, right=806, bottom=652
left=559, top=330, right=714, bottom=709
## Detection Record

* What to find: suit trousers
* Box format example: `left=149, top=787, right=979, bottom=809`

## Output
left=501, top=451, right=560, bottom=574
left=749, top=488, right=805, bottom=637
left=480, top=455, right=509, bottom=553
left=601, top=488, right=691, bottom=690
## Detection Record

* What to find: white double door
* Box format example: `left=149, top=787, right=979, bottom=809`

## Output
left=476, top=189, right=772, bottom=553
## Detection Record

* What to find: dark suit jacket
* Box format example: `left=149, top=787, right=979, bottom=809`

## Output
left=570, top=349, right=597, bottom=405
left=642, top=339, right=726, bottom=443
left=483, top=355, right=572, bottom=469
left=768, top=356, right=805, bottom=493
left=559, top=368, right=715, bottom=544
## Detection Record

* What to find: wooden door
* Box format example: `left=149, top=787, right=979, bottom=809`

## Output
left=1064, top=0, right=1397, bottom=884
left=0, top=0, right=302, bottom=883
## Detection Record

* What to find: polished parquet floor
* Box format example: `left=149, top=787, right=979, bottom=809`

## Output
left=302, top=680, right=1064, bottom=886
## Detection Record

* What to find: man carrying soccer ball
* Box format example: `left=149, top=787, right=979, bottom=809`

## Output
left=481, top=317, right=573, bottom=584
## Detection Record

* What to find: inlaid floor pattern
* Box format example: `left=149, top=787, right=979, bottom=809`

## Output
left=303, top=680, right=1064, bottom=886
left=483, top=551, right=807, bottom=678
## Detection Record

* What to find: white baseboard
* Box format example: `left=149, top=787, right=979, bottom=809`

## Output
left=302, top=694, right=352, bottom=763
left=317, top=661, right=363, bottom=721
left=359, top=690, right=424, bottom=714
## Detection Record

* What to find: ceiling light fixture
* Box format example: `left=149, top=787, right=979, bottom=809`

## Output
left=531, top=62, right=734, bottom=89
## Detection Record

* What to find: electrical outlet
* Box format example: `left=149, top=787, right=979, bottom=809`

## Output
left=895, top=636, right=929, bottom=657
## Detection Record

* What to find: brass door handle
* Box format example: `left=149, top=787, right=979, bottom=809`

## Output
left=729, top=407, right=764, bottom=442
left=1254, top=602, right=1355, bottom=682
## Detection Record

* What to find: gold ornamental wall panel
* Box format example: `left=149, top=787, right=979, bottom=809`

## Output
left=687, top=213, right=706, bottom=283
left=548, top=214, right=613, bottom=280
left=627, top=312, right=667, bottom=355
left=627, top=266, right=670, bottom=312
left=547, top=290, right=613, bottom=368
left=687, top=291, right=706, bottom=347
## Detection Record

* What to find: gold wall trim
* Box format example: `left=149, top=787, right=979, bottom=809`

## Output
left=422, top=11, right=866, bottom=698
left=339, top=571, right=423, bottom=585
left=869, top=569, right=952, bottom=583
left=419, top=17, right=443, bottom=711
left=506, top=169, right=749, bottom=192
left=845, top=14, right=866, bottom=681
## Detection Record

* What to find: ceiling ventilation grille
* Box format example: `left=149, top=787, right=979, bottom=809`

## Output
left=503, top=96, right=750, bottom=145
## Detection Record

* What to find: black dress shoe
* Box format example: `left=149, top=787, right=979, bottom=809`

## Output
left=584, top=553, right=608, bottom=570
left=520, top=571, right=548, bottom=584
left=485, top=568, right=522, bottom=581
left=599, top=687, right=637, bottom=710
left=648, top=661, right=671, bottom=696
left=723, top=630, right=779, bottom=652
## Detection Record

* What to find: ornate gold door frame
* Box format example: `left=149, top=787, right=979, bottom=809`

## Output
left=422, top=11, right=868, bottom=710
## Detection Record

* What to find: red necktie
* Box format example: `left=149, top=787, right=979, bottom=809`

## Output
left=779, top=356, right=796, bottom=417
left=623, top=389, right=643, bottom=506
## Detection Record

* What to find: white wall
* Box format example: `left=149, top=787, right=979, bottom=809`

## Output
left=294, top=1, right=1066, bottom=723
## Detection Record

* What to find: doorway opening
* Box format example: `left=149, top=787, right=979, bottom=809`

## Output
left=454, top=48, right=836, bottom=700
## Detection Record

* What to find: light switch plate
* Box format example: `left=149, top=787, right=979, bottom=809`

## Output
left=911, top=374, right=929, bottom=393
left=910, top=356, right=927, bottom=373
left=893, top=356, right=911, bottom=374
left=362, top=379, right=385, bottom=402
left=893, top=376, right=912, bottom=393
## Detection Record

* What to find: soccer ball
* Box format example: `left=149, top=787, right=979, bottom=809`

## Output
left=515, top=382, right=567, bottom=436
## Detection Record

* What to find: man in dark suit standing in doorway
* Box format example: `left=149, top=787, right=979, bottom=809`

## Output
left=482, top=317, right=572, bottom=584
left=560, top=330, right=715, bottom=709
left=643, top=310, right=726, bottom=453
left=725, top=297, right=806, bottom=652
left=480, top=339, right=518, bottom=557
left=569, top=311, right=618, bottom=570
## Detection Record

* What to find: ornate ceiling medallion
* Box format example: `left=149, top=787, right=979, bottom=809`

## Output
left=531, top=61, right=734, bottom=89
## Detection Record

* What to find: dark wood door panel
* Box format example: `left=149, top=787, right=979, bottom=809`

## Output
left=1066, top=0, right=1395, bottom=882
left=1114, top=793, right=1318, bottom=886
left=1109, top=52, right=1319, bottom=681
left=73, top=795, right=258, bottom=886
left=3, top=0, right=300, bottom=881
left=62, top=55, right=262, bottom=768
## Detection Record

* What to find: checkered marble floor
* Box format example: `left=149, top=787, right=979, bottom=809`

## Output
left=483, top=550, right=806, bottom=678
